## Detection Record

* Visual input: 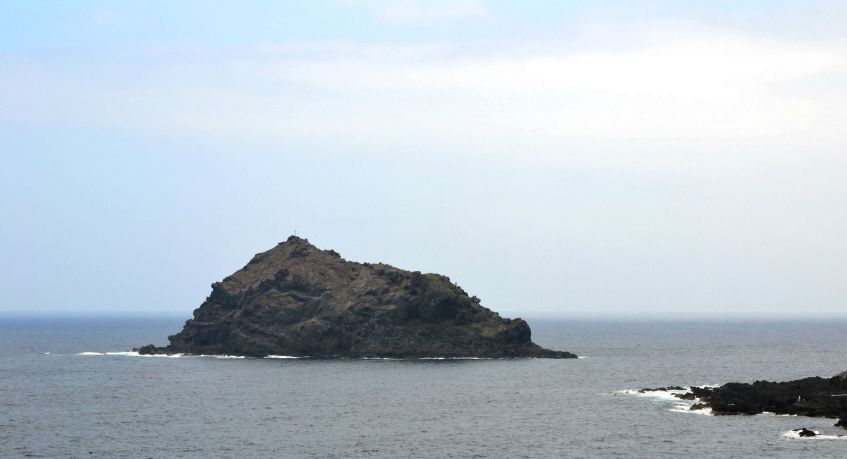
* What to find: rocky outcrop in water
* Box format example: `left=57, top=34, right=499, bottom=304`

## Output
left=137, top=236, right=576, bottom=359
left=687, top=371, right=847, bottom=422
left=795, top=428, right=817, bottom=437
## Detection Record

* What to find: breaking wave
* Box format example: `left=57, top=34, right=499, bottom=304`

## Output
left=782, top=429, right=847, bottom=440
left=76, top=351, right=182, bottom=358
left=617, top=386, right=717, bottom=416
left=74, top=352, right=244, bottom=359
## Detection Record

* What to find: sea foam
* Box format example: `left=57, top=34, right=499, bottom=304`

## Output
left=617, top=386, right=714, bottom=416
left=76, top=351, right=183, bottom=358
left=73, top=351, right=255, bottom=359
left=782, top=429, right=846, bottom=440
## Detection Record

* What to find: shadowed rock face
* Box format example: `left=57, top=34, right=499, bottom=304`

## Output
left=139, top=236, right=576, bottom=359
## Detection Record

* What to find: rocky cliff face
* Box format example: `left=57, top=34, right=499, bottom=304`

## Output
left=140, top=236, right=576, bottom=358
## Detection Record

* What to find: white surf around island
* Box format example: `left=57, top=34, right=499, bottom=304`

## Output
left=76, top=351, right=182, bottom=358
left=419, top=356, right=490, bottom=360
left=781, top=429, right=847, bottom=440
left=73, top=351, right=245, bottom=359
left=616, top=385, right=718, bottom=416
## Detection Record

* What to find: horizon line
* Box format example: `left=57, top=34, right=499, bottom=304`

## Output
left=3, top=309, right=847, bottom=323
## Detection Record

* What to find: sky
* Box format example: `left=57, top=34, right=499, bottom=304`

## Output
left=1, top=1, right=845, bottom=319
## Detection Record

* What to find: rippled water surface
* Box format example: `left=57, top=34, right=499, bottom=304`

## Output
left=3, top=318, right=847, bottom=458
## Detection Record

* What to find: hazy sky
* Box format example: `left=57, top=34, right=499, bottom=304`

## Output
left=1, top=1, right=845, bottom=319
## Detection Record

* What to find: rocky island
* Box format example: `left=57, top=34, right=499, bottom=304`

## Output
left=137, top=236, right=576, bottom=359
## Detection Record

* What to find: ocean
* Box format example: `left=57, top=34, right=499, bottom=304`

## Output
left=2, top=317, right=847, bottom=458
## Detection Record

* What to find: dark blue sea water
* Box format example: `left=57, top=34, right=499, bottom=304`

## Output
left=2, top=317, right=847, bottom=458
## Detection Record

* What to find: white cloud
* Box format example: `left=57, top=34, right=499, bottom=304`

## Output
left=3, top=20, right=847, bottom=317
left=1, top=28, right=845, bottom=163
left=338, top=0, right=487, bottom=25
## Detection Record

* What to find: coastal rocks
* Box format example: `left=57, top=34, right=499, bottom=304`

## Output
left=686, top=372, right=847, bottom=419
left=136, top=236, right=577, bottom=359
left=136, top=345, right=157, bottom=355
left=634, top=375, right=847, bottom=436
left=795, top=428, right=817, bottom=437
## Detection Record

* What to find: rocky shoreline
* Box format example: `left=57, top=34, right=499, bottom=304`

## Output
left=136, top=236, right=576, bottom=359
left=640, top=371, right=847, bottom=435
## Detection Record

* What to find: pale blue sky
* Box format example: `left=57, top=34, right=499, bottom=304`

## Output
left=1, top=1, right=845, bottom=318
left=1, top=1, right=839, bottom=50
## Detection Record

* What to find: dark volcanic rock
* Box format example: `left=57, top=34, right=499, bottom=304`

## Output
left=639, top=386, right=686, bottom=393
left=796, top=428, right=817, bottom=437
left=136, top=344, right=157, bottom=355
left=137, top=236, right=576, bottom=359
left=687, top=372, right=847, bottom=419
